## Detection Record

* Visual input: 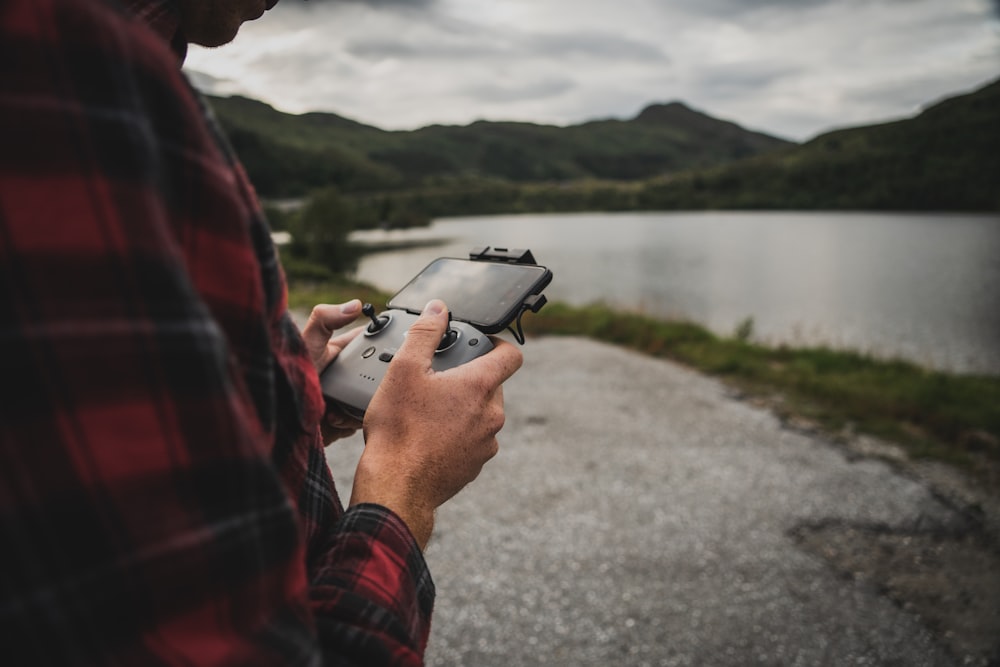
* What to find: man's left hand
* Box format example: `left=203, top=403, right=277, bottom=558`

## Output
left=301, top=300, right=366, bottom=443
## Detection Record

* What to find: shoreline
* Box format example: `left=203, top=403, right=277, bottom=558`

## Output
left=289, top=280, right=1000, bottom=486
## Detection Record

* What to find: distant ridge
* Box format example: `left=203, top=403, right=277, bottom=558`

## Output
left=207, top=78, right=998, bottom=211
left=207, top=93, right=792, bottom=197
left=635, top=101, right=721, bottom=127
left=637, top=77, right=1000, bottom=211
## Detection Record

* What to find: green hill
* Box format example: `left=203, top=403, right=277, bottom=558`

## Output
left=207, top=94, right=792, bottom=198
left=638, top=77, right=1000, bottom=211
left=208, top=77, right=999, bottom=212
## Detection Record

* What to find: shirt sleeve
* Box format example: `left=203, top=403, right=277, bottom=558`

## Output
left=0, top=1, right=433, bottom=664
left=310, top=505, right=436, bottom=666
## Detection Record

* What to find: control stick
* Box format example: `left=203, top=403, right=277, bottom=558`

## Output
left=362, top=303, right=390, bottom=333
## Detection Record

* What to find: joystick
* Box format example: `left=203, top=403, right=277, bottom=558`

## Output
left=362, top=302, right=390, bottom=333
left=437, top=327, right=460, bottom=351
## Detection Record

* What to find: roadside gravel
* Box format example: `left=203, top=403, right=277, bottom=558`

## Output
left=324, top=336, right=1000, bottom=666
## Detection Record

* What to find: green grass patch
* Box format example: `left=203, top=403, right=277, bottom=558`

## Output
left=532, top=302, right=1000, bottom=468
left=289, top=281, right=1000, bottom=471
left=286, top=278, right=391, bottom=314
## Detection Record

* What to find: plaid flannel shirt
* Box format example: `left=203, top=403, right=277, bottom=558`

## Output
left=0, top=0, right=434, bottom=664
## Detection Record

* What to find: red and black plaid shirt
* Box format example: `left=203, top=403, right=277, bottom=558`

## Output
left=0, top=1, right=433, bottom=664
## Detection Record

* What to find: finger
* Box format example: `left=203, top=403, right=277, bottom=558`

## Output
left=393, top=299, right=449, bottom=371
left=306, top=300, right=363, bottom=337
left=314, top=325, right=366, bottom=374
left=327, top=409, right=363, bottom=431
left=328, top=325, right=365, bottom=354
left=486, top=386, right=507, bottom=437
left=303, top=300, right=362, bottom=363
left=321, top=425, right=360, bottom=445
left=459, top=337, right=524, bottom=385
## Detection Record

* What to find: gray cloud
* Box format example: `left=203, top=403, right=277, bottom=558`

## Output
left=458, top=76, right=576, bottom=104
left=353, top=0, right=435, bottom=5
left=263, top=0, right=440, bottom=28
left=276, top=0, right=436, bottom=8
left=687, top=0, right=830, bottom=9
left=347, top=30, right=667, bottom=63
left=669, top=0, right=833, bottom=17
left=188, top=0, right=1000, bottom=140
left=525, top=32, right=667, bottom=61
left=696, top=64, right=799, bottom=99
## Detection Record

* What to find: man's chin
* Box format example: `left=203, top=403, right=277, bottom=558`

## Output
left=266, top=0, right=280, bottom=8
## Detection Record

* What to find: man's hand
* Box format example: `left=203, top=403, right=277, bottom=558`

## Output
left=351, top=299, right=523, bottom=549
left=301, top=300, right=366, bottom=443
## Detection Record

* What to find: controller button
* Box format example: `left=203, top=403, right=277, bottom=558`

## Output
left=362, top=346, right=377, bottom=359
left=469, top=337, right=480, bottom=347
left=378, top=352, right=394, bottom=363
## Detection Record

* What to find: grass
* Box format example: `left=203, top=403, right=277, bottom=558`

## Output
left=286, top=277, right=391, bottom=313
left=289, top=280, right=1000, bottom=474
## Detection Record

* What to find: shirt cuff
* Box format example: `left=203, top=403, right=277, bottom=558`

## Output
left=337, top=503, right=435, bottom=616
left=309, top=503, right=436, bottom=660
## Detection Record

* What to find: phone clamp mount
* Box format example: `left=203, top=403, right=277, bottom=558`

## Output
left=468, top=246, right=549, bottom=344
left=319, top=247, right=549, bottom=418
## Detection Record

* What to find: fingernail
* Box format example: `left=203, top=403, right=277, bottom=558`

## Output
left=423, top=299, right=446, bottom=316
left=340, top=300, right=361, bottom=315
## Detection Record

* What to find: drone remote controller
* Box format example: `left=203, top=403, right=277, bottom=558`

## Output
left=320, top=304, right=494, bottom=419
left=319, top=247, right=550, bottom=419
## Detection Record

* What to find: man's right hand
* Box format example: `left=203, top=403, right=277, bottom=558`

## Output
left=349, top=299, right=523, bottom=549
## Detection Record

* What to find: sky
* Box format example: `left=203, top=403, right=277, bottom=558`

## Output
left=184, top=0, right=1000, bottom=142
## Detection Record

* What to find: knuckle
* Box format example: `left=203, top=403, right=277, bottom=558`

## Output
left=485, top=437, right=499, bottom=460
left=406, top=318, right=440, bottom=339
left=489, top=402, right=506, bottom=434
left=387, top=354, right=424, bottom=380
left=307, top=304, right=328, bottom=325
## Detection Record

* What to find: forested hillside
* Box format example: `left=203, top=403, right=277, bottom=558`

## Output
left=208, top=77, right=999, bottom=214
left=637, top=78, right=1000, bottom=211
left=208, top=94, right=791, bottom=197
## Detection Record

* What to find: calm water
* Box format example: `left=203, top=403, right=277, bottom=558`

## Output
left=351, top=212, right=1000, bottom=375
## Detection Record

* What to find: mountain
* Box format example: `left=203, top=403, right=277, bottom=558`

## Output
left=637, top=77, right=1000, bottom=211
left=207, top=78, right=999, bottom=212
left=207, top=94, right=793, bottom=198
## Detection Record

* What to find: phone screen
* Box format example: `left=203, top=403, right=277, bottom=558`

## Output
left=387, top=258, right=552, bottom=332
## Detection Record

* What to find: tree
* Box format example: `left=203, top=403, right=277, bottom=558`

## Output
left=286, top=186, right=359, bottom=275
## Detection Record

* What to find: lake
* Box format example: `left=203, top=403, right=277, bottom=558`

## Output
left=349, top=211, right=1000, bottom=375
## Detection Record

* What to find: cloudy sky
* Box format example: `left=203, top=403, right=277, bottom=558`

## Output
left=184, top=0, right=1000, bottom=141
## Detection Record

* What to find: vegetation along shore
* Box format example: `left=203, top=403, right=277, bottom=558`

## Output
left=215, top=77, right=999, bottom=221
left=289, top=278, right=1000, bottom=489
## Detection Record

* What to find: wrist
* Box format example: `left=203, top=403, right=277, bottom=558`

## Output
left=348, top=496, right=435, bottom=550
left=349, top=452, right=436, bottom=549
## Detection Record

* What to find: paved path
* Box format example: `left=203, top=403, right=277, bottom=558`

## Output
left=324, top=336, right=994, bottom=666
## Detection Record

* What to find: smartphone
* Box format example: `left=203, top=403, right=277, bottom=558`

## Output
left=386, top=257, right=553, bottom=334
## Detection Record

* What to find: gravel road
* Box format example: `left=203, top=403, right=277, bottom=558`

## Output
left=324, top=336, right=1000, bottom=666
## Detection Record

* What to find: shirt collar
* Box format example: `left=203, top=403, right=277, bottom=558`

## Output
left=121, top=0, right=188, bottom=63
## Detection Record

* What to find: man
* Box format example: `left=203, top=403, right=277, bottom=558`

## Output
left=0, top=0, right=522, bottom=664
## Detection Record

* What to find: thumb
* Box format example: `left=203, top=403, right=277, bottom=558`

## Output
left=396, top=299, right=449, bottom=367
left=302, top=299, right=362, bottom=366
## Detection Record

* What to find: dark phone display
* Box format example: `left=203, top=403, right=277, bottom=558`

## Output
left=387, top=258, right=551, bottom=331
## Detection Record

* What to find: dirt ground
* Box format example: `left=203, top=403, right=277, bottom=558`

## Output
left=792, top=434, right=1000, bottom=666
left=320, top=330, right=1000, bottom=666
